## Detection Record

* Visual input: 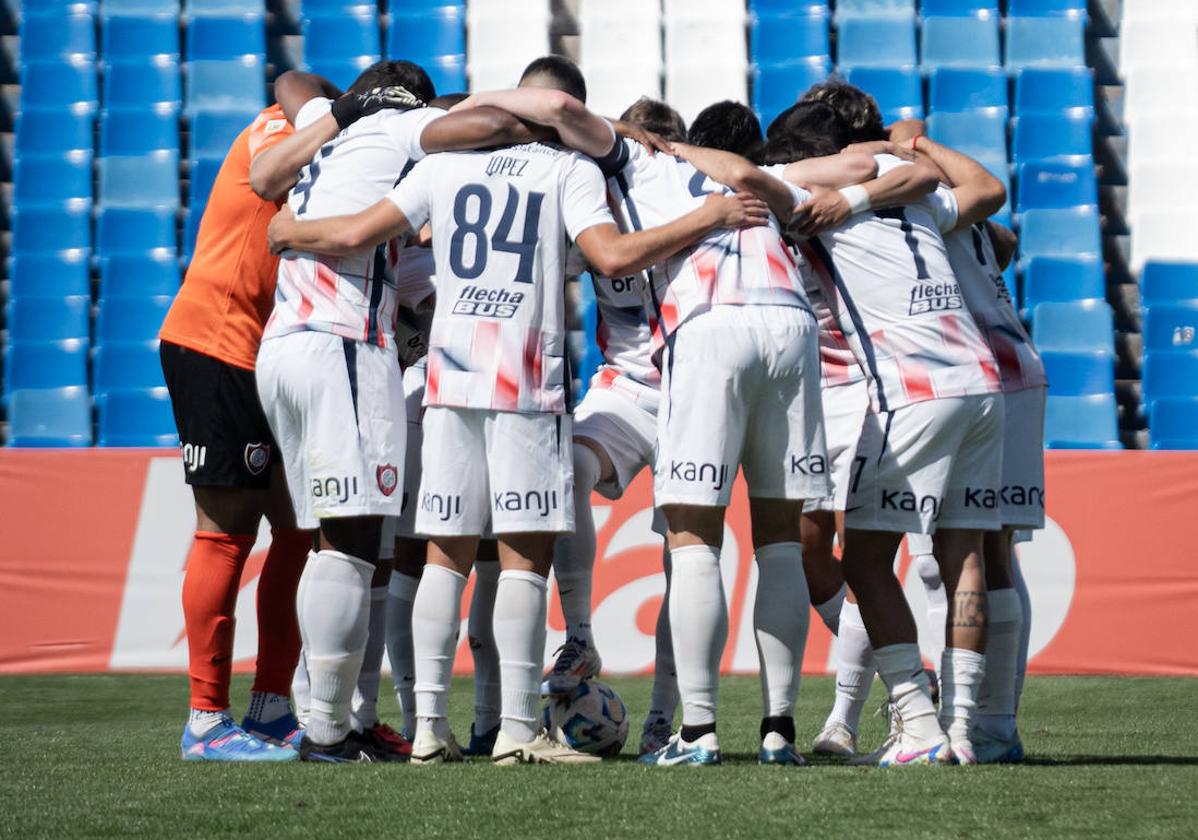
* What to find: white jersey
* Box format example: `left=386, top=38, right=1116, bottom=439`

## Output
left=592, top=273, right=659, bottom=387
left=602, top=139, right=812, bottom=356
left=264, top=99, right=446, bottom=349
left=795, top=155, right=1001, bottom=413
left=943, top=223, right=1047, bottom=393
left=389, top=142, right=614, bottom=414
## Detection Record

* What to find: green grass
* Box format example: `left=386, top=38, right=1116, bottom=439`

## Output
left=2, top=675, right=1196, bottom=839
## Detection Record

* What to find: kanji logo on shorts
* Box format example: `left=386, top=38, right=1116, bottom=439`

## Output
left=181, top=443, right=207, bottom=473
left=881, top=489, right=942, bottom=518
left=668, top=461, right=730, bottom=491
left=244, top=443, right=270, bottom=476
left=790, top=454, right=827, bottom=475
left=377, top=464, right=399, bottom=496
left=492, top=489, right=559, bottom=518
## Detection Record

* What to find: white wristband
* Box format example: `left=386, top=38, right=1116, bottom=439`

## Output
left=838, top=184, right=871, bottom=216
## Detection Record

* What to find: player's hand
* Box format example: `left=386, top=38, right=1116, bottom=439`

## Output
left=331, top=85, right=425, bottom=129
left=415, top=224, right=434, bottom=248
left=611, top=119, right=672, bottom=155
left=704, top=192, right=771, bottom=229
left=788, top=187, right=853, bottom=236
left=267, top=205, right=297, bottom=255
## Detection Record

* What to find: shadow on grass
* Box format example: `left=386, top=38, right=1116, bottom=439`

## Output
left=1025, top=755, right=1198, bottom=767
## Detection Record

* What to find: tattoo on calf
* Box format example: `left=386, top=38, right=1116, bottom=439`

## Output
left=951, top=590, right=987, bottom=628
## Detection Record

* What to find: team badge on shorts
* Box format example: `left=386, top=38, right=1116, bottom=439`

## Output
left=244, top=443, right=271, bottom=476
left=377, top=464, right=399, bottom=496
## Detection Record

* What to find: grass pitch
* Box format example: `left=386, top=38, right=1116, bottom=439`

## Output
left=1, top=674, right=1195, bottom=839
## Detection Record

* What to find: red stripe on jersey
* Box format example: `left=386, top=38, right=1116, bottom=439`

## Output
left=879, top=328, right=936, bottom=403
left=689, top=246, right=719, bottom=302
left=944, top=313, right=999, bottom=390
left=596, top=312, right=609, bottom=355
left=314, top=261, right=339, bottom=299
left=596, top=366, right=619, bottom=389
left=989, top=326, right=1025, bottom=386
left=427, top=351, right=441, bottom=404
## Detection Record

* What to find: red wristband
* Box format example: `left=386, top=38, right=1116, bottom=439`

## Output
left=911, top=134, right=923, bottom=153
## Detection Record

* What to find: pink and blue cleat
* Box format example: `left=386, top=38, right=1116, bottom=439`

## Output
left=181, top=717, right=298, bottom=762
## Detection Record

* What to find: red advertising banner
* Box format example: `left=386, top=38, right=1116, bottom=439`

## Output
left=1, top=450, right=1196, bottom=676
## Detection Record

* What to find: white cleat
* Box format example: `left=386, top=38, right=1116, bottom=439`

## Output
left=409, top=729, right=463, bottom=765
left=945, top=719, right=977, bottom=765
left=876, top=730, right=953, bottom=768
left=639, top=717, right=674, bottom=756
left=541, top=637, right=602, bottom=696
left=812, top=722, right=857, bottom=757
left=491, top=729, right=602, bottom=765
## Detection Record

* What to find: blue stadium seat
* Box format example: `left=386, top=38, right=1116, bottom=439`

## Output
left=751, top=11, right=829, bottom=65
left=188, top=157, right=223, bottom=214
left=14, top=151, right=94, bottom=205
left=1143, top=350, right=1198, bottom=406
left=98, top=152, right=181, bottom=208
left=926, top=110, right=1006, bottom=164
left=835, top=16, right=916, bottom=69
left=97, top=388, right=179, bottom=447
left=1018, top=208, right=1101, bottom=264
left=1013, top=67, right=1094, bottom=116
left=389, top=0, right=465, bottom=10
left=306, top=0, right=379, bottom=13
left=104, top=58, right=182, bottom=110
left=1016, top=162, right=1097, bottom=212
left=1008, top=0, right=1086, bottom=18
left=11, top=203, right=92, bottom=256
left=20, top=13, right=96, bottom=61
left=102, top=13, right=179, bottom=60
left=8, top=253, right=92, bottom=299
left=834, top=0, right=914, bottom=21
left=186, top=58, right=266, bottom=114
left=185, top=0, right=261, bottom=15
left=919, top=1, right=998, bottom=16
left=3, top=342, right=90, bottom=396
left=96, top=206, right=177, bottom=256
left=1044, top=394, right=1121, bottom=449
left=94, top=343, right=168, bottom=395
left=1141, top=262, right=1198, bottom=306
left=7, top=388, right=93, bottom=448
left=304, top=59, right=376, bottom=92
left=422, top=53, right=467, bottom=97
left=1149, top=398, right=1198, bottom=450
left=100, top=108, right=179, bottom=155
left=1004, top=17, right=1085, bottom=72
left=16, top=110, right=93, bottom=154
left=96, top=296, right=174, bottom=344
left=190, top=109, right=259, bottom=160
left=387, top=7, right=466, bottom=60
left=101, top=0, right=179, bottom=16
left=1012, top=114, right=1093, bottom=166
left=99, top=252, right=181, bottom=298
left=20, top=59, right=99, bottom=114
left=1031, top=300, right=1115, bottom=353
left=1022, top=256, right=1104, bottom=311
left=842, top=66, right=922, bottom=123
left=186, top=14, right=265, bottom=61
left=928, top=67, right=1007, bottom=116
left=920, top=16, right=1000, bottom=71
left=1040, top=349, right=1115, bottom=396
left=1143, top=305, right=1198, bottom=352
left=6, top=296, right=91, bottom=343
left=302, top=14, right=380, bottom=63
left=753, top=60, right=832, bottom=130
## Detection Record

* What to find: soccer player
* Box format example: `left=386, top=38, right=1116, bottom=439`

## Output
left=265, top=57, right=769, bottom=764
left=160, top=70, right=411, bottom=761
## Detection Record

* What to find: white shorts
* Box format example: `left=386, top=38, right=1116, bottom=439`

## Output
left=574, top=368, right=658, bottom=500
left=397, top=363, right=427, bottom=538
left=257, top=331, right=406, bottom=530
left=803, top=379, right=869, bottom=513
left=416, top=407, right=574, bottom=536
left=846, top=393, right=1004, bottom=534
left=999, top=386, right=1046, bottom=529
left=654, top=305, right=831, bottom=507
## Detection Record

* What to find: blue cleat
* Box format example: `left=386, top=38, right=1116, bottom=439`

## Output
left=973, top=728, right=1025, bottom=765
left=460, top=722, right=500, bottom=757
left=758, top=733, right=807, bottom=766
left=242, top=711, right=304, bottom=750
left=181, top=717, right=298, bottom=762
left=637, top=732, right=721, bottom=767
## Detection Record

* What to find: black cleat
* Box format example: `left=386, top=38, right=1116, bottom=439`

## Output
left=299, top=731, right=380, bottom=763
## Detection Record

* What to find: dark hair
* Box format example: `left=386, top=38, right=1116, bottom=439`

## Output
left=430, top=92, right=469, bottom=110
left=519, top=55, right=587, bottom=103
left=349, top=60, right=435, bottom=104
left=800, top=80, right=885, bottom=143
left=687, top=100, right=763, bottom=158
left=761, top=102, right=851, bottom=163
left=619, top=97, right=687, bottom=143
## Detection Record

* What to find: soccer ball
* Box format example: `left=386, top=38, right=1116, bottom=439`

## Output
left=542, top=680, right=629, bottom=757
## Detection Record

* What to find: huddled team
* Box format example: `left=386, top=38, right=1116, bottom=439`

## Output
left=162, top=50, right=1044, bottom=767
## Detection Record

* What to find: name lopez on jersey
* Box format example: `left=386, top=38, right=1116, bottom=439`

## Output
left=452, top=285, right=526, bottom=318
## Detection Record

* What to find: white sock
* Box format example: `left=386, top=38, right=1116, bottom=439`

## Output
left=668, top=544, right=727, bottom=727
left=468, top=560, right=502, bottom=733
left=874, top=643, right=942, bottom=743
left=912, top=553, right=947, bottom=668
left=753, top=542, right=809, bottom=719
left=825, top=600, right=875, bottom=733
left=494, top=569, right=549, bottom=744
left=246, top=691, right=290, bottom=725
left=553, top=443, right=600, bottom=646
left=385, top=571, right=419, bottom=740
left=1012, top=554, right=1032, bottom=708
left=298, top=549, right=375, bottom=746
left=350, top=585, right=389, bottom=731
left=413, top=564, right=467, bottom=741
left=646, top=547, right=679, bottom=724
left=977, top=588, right=1023, bottom=740
left=188, top=707, right=230, bottom=737
left=938, top=647, right=987, bottom=741
left=292, top=648, right=311, bottom=727
left=813, top=584, right=845, bottom=635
